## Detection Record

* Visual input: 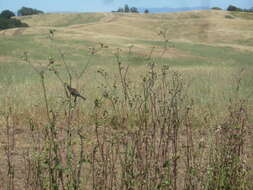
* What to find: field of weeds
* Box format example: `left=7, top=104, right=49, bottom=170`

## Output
left=0, top=10, right=253, bottom=189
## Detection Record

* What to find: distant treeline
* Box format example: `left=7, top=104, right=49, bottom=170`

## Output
left=112, top=4, right=149, bottom=14
left=212, top=5, right=253, bottom=12
left=227, top=5, right=253, bottom=12
left=17, top=6, right=44, bottom=16
left=0, top=7, right=44, bottom=30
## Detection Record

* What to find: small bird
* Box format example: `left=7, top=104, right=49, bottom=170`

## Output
left=65, top=83, right=86, bottom=101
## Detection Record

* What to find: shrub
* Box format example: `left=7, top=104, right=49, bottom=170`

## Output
left=0, top=17, right=28, bottom=30
left=0, top=10, right=15, bottom=19
left=227, top=5, right=242, bottom=11
left=124, top=4, right=130, bottom=13
left=116, top=8, right=124, bottom=12
left=17, top=6, right=44, bottom=16
left=225, top=15, right=235, bottom=19
left=211, top=7, right=222, bottom=10
left=130, top=7, right=139, bottom=13
left=114, top=4, right=139, bottom=13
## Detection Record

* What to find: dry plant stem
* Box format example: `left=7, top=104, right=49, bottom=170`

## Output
left=184, top=106, right=195, bottom=190
left=115, top=49, right=130, bottom=103
left=4, top=108, right=16, bottom=190
left=77, top=54, right=93, bottom=81
left=40, top=74, right=58, bottom=189
left=40, top=73, right=50, bottom=122
left=159, top=28, right=170, bottom=57
left=59, top=51, right=72, bottom=85
left=49, top=31, right=72, bottom=85
left=75, top=130, right=85, bottom=189
left=146, top=46, right=156, bottom=60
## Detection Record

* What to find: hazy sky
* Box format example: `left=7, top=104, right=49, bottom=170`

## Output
left=0, top=0, right=252, bottom=13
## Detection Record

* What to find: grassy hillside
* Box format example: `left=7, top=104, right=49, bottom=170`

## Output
left=0, top=10, right=253, bottom=108
left=0, top=10, right=252, bottom=189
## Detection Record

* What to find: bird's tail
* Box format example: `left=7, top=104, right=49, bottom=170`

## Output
left=79, top=95, right=86, bottom=101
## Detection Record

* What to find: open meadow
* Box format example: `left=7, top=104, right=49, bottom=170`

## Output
left=0, top=10, right=253, bottom=189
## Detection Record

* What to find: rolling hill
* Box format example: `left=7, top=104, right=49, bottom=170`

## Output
left=0, top=10, right=252, bottom=66
left=0, top=10, right=253, bottom=190
left=0, top=10, right=253, bottom=98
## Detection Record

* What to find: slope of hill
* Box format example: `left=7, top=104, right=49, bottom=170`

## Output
left=0, top=10, right=253, bottom=83
left=7, top=10, right=253, bottom=48
left=0, top=10, right=253, bottom=76
left=0, top=10, right=253, bottom=105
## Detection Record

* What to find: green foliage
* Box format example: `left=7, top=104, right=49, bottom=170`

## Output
left=144, top=9, right=149, bottom=14
left=17, top=6, right=44, bottom=16
left=225, top=14, right=235, bottom=19
left=227, top=5, right=242, bottom=11
left=114, top=4, right=139, bottom=13
left=0, top=9, right=25, bottom=30
left=211, top=7, right=222, bottom=10
left=117, top=7, right=124, bottom=12
left=0, top=16, right=28, bottom=30
left=124, top=4, right=130, bottom=13
left=230, top=11, right=253, bottom=20
left=227, top=4, right=253, bottom=12
left=0, top=9, right=15, bottom=19
left=130, top=7, right=139, bottom=13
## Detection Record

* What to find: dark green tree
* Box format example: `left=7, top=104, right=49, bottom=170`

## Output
left=0, top=10, right=15, bottom=19
left=0, top=17, right=28, bottom=30
left=117, top=7, right=124, bottom=12
left=17, top=7, right=44, bottom=16
left=144, top=9, right=149, bottom=14
left=211, top=7, right=222, bottom=10
left=124, top=4, right=130, bottom=13
left=0, top=9, right=28, bottom=30
left=130, top=7, right=139, bottom=13
left=227, top=5, right=241, bottom=11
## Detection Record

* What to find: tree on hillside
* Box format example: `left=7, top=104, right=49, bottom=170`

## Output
left=211, top=7, right=222, bottom=10
left=124, top=4, right=130, bottom=13
left=130, top=7, right=139, bottom=13
left=0, top=9, right=28, bottom=30
left=0, top=10, right=15, bottom=19
left=17, top=7, right=44, bottom=16
left=117, top=7, right=124, bottom=12
left=0, top=17, right=28, bottom=30
left=144, top=9, right=149, bottom=14
left=227, top=5, right=242, bottom=11
left=113, top=5, right=139, bottom=13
